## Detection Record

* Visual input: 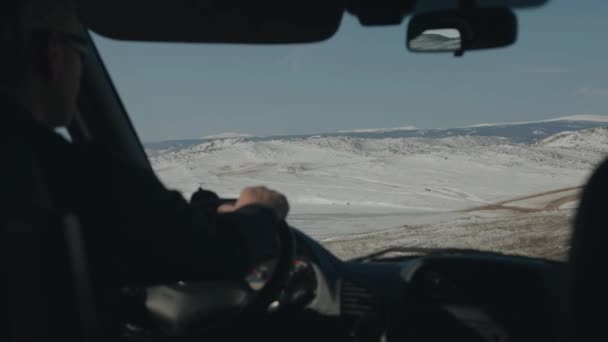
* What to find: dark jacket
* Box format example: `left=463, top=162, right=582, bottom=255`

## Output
left=0, top=96, right=279, bottom=286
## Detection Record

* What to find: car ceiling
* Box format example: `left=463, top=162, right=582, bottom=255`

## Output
left=79, top=0, right=549, bottom=44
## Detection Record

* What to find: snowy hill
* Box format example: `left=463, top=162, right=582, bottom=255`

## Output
left=536, top=126, right=608, bottom=151
left=150, top=128, right=608, bottom=208
left=144, top=116, right=608, bottom=151
left=550, top=114, right=608, bottom=123
left=147, top=120, right=608, bottom=250
left=201, top=132, right=253, bottom=139
left=468, top=114, right=608, bottom=127
left=337, top=126, right=418, bottom=133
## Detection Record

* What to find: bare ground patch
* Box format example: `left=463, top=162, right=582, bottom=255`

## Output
left=321, top=210, right=574, bottom=262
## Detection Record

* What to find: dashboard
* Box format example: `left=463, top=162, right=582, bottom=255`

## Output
left=130, top=228, right=567, bottom=342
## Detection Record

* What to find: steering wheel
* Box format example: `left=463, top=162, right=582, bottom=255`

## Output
left=139, top=220, right=296, bottom=336
left=242, top=220, right=296, bottom=312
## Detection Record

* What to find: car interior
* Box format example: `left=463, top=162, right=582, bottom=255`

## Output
left=3, top=0, right=605, bottom=341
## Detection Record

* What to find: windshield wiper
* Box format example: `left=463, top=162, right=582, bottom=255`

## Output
left=351, top=246, right=505, bottom=262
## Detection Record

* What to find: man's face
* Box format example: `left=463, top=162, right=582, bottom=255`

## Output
left=37, top=13, right=86, bottom=127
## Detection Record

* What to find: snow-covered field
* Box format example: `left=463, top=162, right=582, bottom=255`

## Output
left=148, top=123, right=608, bottom=261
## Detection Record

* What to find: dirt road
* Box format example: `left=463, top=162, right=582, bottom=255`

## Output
left=464, top=186, right=581, bottom=214
left=321, top=187, right=581, bottom=262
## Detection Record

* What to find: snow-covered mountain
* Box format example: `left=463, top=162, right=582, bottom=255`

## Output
left=146, top=119, right=608, bottom=244
left=536, top=126, right=608, bottom=151
left=145, top=115, right=608, bottom=151
left=337, top=126, right=418, bottom=133
left=467, top=114, right=608, bottom=127
left=201, top=132, right=253, bottom=139
left=149, top=126, right=607, bottom=204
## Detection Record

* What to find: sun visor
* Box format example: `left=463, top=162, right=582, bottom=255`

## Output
left=415, top=0, right=549, bottom=12
left=79, top=0, right=345, bottom=44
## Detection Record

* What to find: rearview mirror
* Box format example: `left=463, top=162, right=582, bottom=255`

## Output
left=409, top=28, right=462, bottom=52
left=407, top=7, right=517, bottom=56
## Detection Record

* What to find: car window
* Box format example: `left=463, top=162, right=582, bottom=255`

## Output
left=93, top=0, right=608, bottom=261
left=55, top=127, right=71, bottom=141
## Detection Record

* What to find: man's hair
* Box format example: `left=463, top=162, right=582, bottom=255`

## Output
left=0, top=0, right=75, bottom=84
left=0, top=1, right=27, bottom=82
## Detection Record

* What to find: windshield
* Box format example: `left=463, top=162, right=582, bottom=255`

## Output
left=94, top=0, right=607, bottom=262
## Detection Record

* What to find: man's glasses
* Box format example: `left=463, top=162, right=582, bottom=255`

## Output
left=32, top=29, right=90, bottom=62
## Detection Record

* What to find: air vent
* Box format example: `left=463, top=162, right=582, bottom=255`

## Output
left=341, top=281, right=376, bottom=317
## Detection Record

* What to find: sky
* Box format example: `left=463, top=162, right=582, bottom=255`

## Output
left=93, top=0, right=608, bottom=143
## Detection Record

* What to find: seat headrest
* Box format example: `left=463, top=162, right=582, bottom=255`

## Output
left=569, top=158, right=608, bottom=341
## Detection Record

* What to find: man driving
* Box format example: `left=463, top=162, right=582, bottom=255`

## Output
left=0, top=0, right=289, bottom=286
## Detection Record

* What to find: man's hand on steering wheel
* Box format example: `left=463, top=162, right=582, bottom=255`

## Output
left=218, top=186, right=290, bottom=221
left=140, top=186, right=295, bottom=336
left=216, top=186, right=294, bottom=314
